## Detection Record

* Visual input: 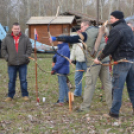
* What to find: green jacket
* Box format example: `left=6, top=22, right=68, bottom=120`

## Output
left=1, top=33, right=32, bottom=66
left=85, top=26, right=109, bottom=66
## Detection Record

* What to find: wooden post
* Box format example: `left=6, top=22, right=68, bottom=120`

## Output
left=34, top=29, right=39, bottom=102
left=68, top=91, right=74, bottom=112
left=69, top=91, right=72, bottom=112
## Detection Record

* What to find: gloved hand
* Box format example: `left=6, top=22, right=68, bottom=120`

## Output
left=51, top=70, right=56, bottom=75
left=51, top=36, right=57, bottom=41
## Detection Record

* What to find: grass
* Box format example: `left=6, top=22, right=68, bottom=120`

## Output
left=0, top=53, right=134, bottom=134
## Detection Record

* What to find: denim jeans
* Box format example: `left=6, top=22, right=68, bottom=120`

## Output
left=74, top=61, right=87, bottom=96
left=8, top=64, right=28, bottom=98
left=110, top=61, right=134, bottom=115
left=58, top=75, right=69, bottom=103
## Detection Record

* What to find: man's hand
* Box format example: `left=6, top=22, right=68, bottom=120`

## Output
left=49, top=36, right=57, bottom=43
left=77, top=30, right=82, bottom=33
left=94, top=58, right=101, bottom=64
left=49, top=38, right=52, bottom=43
left=70, top=60, right=73, bottom=63
left=51, top=70, right=56, bottom=75
left=52, top=63, right=55, bottom=67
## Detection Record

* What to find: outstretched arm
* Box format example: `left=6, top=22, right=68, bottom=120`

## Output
left=49, top=32, right=87, bottom=44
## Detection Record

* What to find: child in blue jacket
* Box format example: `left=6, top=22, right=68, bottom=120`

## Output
left=51, top=41, right=70, bottom=106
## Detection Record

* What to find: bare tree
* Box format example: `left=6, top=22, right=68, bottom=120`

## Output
left=96, top=0, right=100, bottom=25
left=38, top=0, right=41, bottom=16
left=131, top=0, right=134, bottom=15
left=108, top=0, right=114, bottom=19
left=116, top=0, right=120, bottom=10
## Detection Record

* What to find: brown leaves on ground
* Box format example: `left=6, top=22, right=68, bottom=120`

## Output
left=0, top=55, right=134, bottom=134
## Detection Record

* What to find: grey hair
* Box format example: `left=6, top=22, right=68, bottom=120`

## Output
left=127, top=20, right=134, bottom=27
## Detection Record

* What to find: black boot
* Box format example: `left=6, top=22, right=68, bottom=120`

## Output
left=109, top=111, right=119, bottom=119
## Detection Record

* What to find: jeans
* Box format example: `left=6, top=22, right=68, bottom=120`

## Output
left=8, top=64, right=28, bottom=98
left=110, top=61, right=134, bottom=115
left=58, top=75, right=69, bottom=103
left=74, top=61, right=87, bottom=96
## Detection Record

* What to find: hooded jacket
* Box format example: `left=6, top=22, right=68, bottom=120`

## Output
left=52, top=43, right=70, bottom=75
left=1, top=32, right=32, bottom=65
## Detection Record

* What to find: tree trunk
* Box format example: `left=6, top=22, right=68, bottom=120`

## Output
left=96, top=0, right=100, bottom=25
left=108, top=0, right=114, bottom=19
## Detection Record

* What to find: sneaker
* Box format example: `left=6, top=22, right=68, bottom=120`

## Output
left=74, top=94, right=81, bottom=97
left=5, top=97, right=12, bottom=102
left=56, top=100, right=59, bottom=103
left=109, top=112, right=119, bottom=119
left=23, top=96, right=29, bottom=101
left=65, top=100, right=69, bottom=103
left=54, top=102, right=64, bottom=107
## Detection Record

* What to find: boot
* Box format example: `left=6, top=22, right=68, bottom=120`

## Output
left=5, top=97, right=12, bottom=102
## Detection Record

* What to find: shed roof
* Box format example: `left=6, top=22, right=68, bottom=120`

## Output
left=60, top=10, right=104, bottom=24
left=26, top=16, right=75, bottom=25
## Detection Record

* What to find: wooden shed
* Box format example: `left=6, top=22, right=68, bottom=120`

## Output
left=26, top=16, right=76, bottom=45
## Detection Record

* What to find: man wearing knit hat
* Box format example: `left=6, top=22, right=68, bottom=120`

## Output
left=94, top=11, right=134, bottom=119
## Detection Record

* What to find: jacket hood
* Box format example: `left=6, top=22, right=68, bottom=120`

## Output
left=58, top=43, right=68, bottom=49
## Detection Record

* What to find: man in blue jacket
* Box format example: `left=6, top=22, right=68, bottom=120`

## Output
left=51, top=40, right=70, bottom=106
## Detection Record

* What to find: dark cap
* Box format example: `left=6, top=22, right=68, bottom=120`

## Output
left=111, top=11, right=124, bottom=19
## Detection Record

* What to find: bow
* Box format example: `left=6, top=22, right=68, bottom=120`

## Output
left=47, top=6, right=75, bottom=68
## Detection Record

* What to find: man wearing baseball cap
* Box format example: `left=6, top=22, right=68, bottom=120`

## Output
left=94, top=11, right=134, bottom=118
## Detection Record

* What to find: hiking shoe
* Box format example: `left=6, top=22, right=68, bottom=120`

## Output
left=109, top=112, right=119, bottom=119
left=5, top=97, right=12, bottom=102
left=23, top=96, right=29, bottom=101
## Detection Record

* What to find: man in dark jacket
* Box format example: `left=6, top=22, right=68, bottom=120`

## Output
left=50, top=20, right=112, bottom=111
left=94, top=11, right=134, bottom=118
left=1, top=22, right=32, bottom=102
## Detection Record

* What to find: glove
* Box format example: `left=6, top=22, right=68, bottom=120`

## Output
left=72, top=60, right=76, bottom=65
left=51, top=36, right=57, bottom=41
left=51, top=70, right=56, bottom=75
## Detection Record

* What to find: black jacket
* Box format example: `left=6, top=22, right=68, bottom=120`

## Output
left=99, top=19, right=134, bottom=61
left=55, top=32, right=87, bottom=44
